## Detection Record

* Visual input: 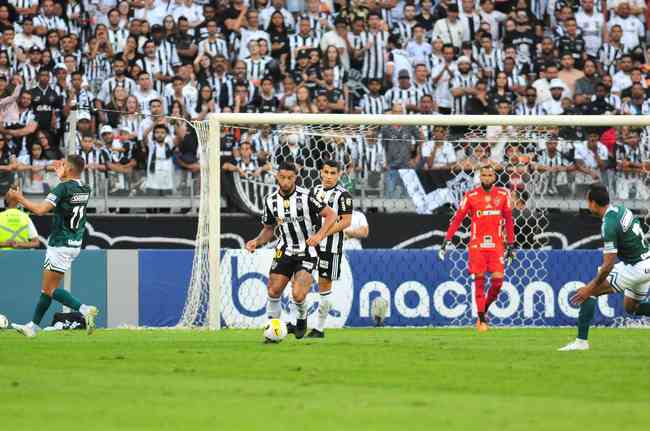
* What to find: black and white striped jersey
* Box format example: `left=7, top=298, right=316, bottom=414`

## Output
left=362, top=30, right=389, bottom=80
left=391, top=21, right=413, bottom=45
left=97, top=76, right=137, bottom=105
left=515, top=103, right=548, bottom=116
left=135, top=56, right=174, bottom=94
left=251, top=131, right=281, bottom=155
left=288, top=33, right=321, bottom=68
left=450, top=72, right=479, bottom=114
left=262, top=186, right=326, bottom=257
left=197, top=37, right=229, bottom=58
left=357, top=93, right=387, bottom=115
left=312, top=183, right=353, bottom=254
left=384, top=85, right=423, bottom=112
left=243, top=57, right=270, bottom=81
left=304, top=13, right=332, bottom=35
left=598, top=43, right=628, bottom=76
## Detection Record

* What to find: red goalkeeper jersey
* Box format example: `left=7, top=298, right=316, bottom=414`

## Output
left=445, top=186, right=515, bottom=249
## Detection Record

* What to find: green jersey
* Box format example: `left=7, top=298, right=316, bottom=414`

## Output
left=602, top=205, right=650, bottom=265
left=45, top=179, right=91, bottom=248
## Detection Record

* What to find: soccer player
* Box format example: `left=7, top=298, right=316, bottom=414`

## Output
left=307, top=160, right=353, bottom=338
left=245, top=162, right=336, bottom=341
left=439, top=164, right=515, bottom=332
left=559, top=183, right=650, bottom=351
left=8, top=156, right=99, bottom=337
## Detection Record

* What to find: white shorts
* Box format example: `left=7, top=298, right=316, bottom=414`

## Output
left=607, top=259, right=650, bottom=301
left=44, top=246, right=81, bottom=274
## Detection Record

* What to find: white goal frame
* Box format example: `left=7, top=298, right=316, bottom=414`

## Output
left=201, top=113, right=650, bottom=330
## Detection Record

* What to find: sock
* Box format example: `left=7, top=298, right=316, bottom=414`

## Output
left=314, top=290, right=332, bottom=332
left=294, top=300, right=307, bottom=320
left=266, top=295, right=281, bottom=319
left=577, top=297, right=597, bottom=341
left=79, top=304, right=92, bottom=316
left=634, top=302, right=650, bottom=316
left=474, top=277, right=486, bottom=322
left=486, top=277, right=504, bottom=310
left=52, top=288, right=81, bottom=311
left=32, top=293, right=52, bottom=325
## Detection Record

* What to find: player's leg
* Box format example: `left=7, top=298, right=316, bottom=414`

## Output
left=468, top=249, right=488, bottom=331
left=308, top=252, right=341, bottom=338
left=485, top=251, right=505, bottom=312
left=267, top=252, right=294, bottom=320
left=291, top=257, right=317, bottom=339
left=45, top=248, right=99, bottom=334
left=267, top=273, right=290, bottom=319
left=558, top=279, right=615, bottom=351
left=13, top=247, right=98, bottom=337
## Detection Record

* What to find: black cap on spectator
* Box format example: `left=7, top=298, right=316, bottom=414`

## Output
left=448, top=3, right=459, bottom=12
left=151, top=24, right=163, bottom=32
left=398, top=69, right=410, bottom=79
left=297, top=50, right=309, bottom=60
left=334, top=16, right=347, bottom=26
left=29, top=46, right=41, bottom=53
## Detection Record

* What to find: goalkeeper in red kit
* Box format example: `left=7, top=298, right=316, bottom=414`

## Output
left=438, top=165, right=515, bottom=332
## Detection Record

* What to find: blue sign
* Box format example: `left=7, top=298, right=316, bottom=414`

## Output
left=138, top=249, right=634, bottom=328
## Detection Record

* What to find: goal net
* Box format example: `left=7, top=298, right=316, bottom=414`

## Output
left=178, top=114, right=650, bottom=329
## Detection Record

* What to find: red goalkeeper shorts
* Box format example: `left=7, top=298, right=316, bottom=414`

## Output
left=468, top=247, right=504, bottom=274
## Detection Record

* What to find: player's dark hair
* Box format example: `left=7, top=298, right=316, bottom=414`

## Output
left=278, top=162, right=297, bottom=173
left=322, top=159, right=340, bottom=171
left=67, top=154, right=85, bottom=174
left=587, top=183, right=610, bottom=207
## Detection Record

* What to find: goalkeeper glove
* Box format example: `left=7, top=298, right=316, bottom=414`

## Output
left=438, top=240, right=451, bottom=261
left=505, top=245, right=515, bottom=266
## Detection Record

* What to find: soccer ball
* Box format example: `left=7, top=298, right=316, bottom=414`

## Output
left=0, top=314, right=9, bottom=329
left=263, top=319, right=288, bottom=343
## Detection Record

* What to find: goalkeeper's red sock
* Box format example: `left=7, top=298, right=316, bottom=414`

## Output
left=474, top=277, right=486, bottom=323
left=486, top=277, right=504, bottom=310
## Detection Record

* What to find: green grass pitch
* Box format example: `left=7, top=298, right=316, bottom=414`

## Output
left=1, top=328, right=648, bottom=430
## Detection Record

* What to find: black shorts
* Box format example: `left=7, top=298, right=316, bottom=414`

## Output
left=317, top=251, right=342, bottom=281
left=270, top=250, right=317, bottom=278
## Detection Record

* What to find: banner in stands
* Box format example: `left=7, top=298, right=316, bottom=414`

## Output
left=32, top=212, right=619, bottom=250
left=138, top=249, right=632, bottom=328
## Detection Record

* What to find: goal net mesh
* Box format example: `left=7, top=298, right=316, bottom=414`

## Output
left=179, top=117, right=650, bottom=329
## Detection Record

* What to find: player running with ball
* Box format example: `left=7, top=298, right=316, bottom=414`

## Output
left=559, top=183, right=650, bottom=351
left=8, top=156, right=99, bottom=337
left=439, top=164, right=515, bottom=332
left=246, top=162, right=336, bottom=341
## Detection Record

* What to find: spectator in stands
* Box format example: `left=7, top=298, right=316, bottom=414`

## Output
left=533, top=135, right=574, bottom=197
left=615, top=129, right=649, bottom=199
left=574, top=129, right=609, bottom=195
left=420, top=126, right=457, bottom=170
left=542, top=79, right=567, bottom=115
left=378, top=101, right=422, bottom=198
left=145, top=124, right=175, bottom=196
left=0, top=134, right=17, bottom=196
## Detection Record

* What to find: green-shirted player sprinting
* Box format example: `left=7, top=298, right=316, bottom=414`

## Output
left=559, top=183, right=650, bottom=351
left=7, top=155, right=98, bottom=338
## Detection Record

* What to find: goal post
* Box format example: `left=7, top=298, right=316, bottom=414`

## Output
left=179, top=113, right=650, bottom=329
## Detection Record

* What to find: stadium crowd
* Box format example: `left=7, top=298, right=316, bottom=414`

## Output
left=0, top=0, right=648, bottom=206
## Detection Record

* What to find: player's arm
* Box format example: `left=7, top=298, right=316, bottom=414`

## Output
left=246, top=200, right=276, bottom=252
left=307, top=196, right=337, bottom=247
left=6, top=187, right=55, bottom=216
left=444, top=194, right=471, bottom=241
left=245, top=224, right=275, bottom=253
left=439, top=194, right=470, bottom=259
left=502, top=191, right=515, bottom=245
left=325, top=192, right=353, bottom=236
